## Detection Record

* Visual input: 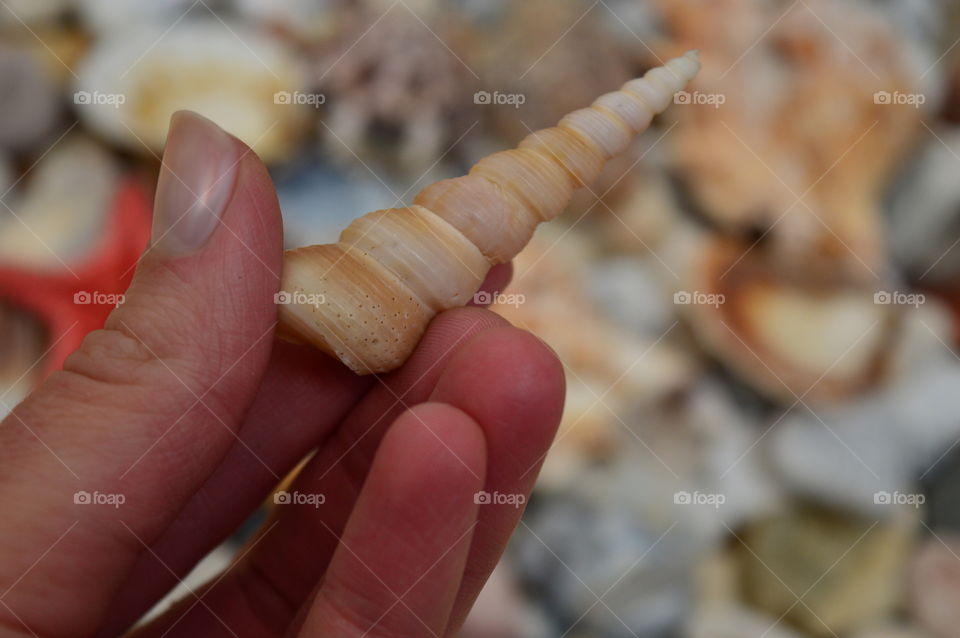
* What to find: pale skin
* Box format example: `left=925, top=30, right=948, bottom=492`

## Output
left=0, top=116, right=565, bottom=637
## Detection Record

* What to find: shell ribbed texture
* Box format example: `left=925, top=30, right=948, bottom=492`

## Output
left=279, top=51, right=701, bottom=373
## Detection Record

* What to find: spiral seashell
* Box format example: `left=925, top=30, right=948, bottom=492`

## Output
left=278, top=51, right=701, bottom=374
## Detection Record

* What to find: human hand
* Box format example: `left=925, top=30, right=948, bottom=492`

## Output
left=0, top=112, right=564, bottom=637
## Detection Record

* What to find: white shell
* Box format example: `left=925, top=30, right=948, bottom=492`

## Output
left=75, top=21, right=304, bottom=163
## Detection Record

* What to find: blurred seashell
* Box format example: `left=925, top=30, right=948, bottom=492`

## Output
left=588, top=256, right=676, bottom=335
left=909, top=534, right=960, bottom=638
left=739, top=504, right=916, bottom=637
left=0, top=136, right=117, bottom=270
left=77, top=0, right=198, bottom=34
left=516, top=454, right=708, bottom=637
left=478, top=0, right=636, bottom=144
left=489, top=227, right=699, bottom=486
left=669, top=233, right=894, bottom=403
left=658, top=0, right=924, bottom=277
left=686, top=605, right=808, bottom=638
left=594, top=165, right=682, bottom=255
left=888, top=127, right=960, bottom=284
left=75, top=21, right=304, bottom=163
left=0, top=0, right=69, bottom=25
left=684, top=378, right=783, bottom=526
left=769, top=304, right=960, bottom=516
left=313, top=6, right=480, bottom=174
left=594, top=0, right=663, bottom=59
left=10, top=26, right=89, bottom=88
left=0, top=45, right=61, bottom=151
left=230, top=0, right=338, bottom=43
left=851, top=623, right=936, bottom=638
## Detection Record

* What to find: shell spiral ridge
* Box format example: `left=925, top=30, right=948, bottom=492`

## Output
left=278, top=51, right=701, bottom=374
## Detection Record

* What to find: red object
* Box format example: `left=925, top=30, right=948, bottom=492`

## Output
left=0, top=177, right=152, bottom=377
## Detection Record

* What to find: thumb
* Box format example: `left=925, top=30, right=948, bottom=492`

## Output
left=0, top=111, right=283, bottom=636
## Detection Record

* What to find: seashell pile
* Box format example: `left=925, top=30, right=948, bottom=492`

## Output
left=3, top=1, right=960, bottom=635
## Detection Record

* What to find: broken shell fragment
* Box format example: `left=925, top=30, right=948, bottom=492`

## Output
left=278, top=52, right=701, bottom=374
left=668, top=232, right=895, bottom=403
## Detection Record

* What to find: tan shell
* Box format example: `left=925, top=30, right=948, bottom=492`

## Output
left=278, top=52, right=701, bottom=374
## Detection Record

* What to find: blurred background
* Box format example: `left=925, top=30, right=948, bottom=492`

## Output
left=2, top=0, right=960, bottom=635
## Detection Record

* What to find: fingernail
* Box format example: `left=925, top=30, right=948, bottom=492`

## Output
left=150, top=111, right=240, bottom=258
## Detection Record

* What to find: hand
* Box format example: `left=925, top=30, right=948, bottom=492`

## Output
left=0, top=112, right=564, bottom=637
